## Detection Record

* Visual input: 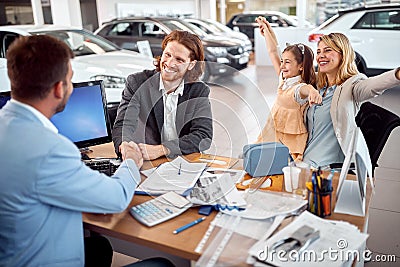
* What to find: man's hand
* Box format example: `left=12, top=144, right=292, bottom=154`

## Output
left=119, top=141, right=143, bottom=168
left=138, top=144, right=169, bottom=160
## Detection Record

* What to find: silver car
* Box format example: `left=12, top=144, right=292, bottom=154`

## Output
left=0, top=25, right=154, bottom=105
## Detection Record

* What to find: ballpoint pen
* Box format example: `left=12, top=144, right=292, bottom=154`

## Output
left=178, top=163, right=181, bottom=175
left=173, top=217, right=206, bottom=234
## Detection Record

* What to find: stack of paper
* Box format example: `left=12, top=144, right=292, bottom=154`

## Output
left=136, top=156, right=206, bottom=196
left=248, top=211, right=369, bottom=266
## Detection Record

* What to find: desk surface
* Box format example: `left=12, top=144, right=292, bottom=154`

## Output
left=82, top=143, right=372, bottom=263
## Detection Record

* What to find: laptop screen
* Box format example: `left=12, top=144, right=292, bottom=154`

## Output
left=0, top=91, right=11, bottom=109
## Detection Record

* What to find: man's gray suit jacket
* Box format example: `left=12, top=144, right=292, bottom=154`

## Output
left=112, top=69, right=213, bottom=158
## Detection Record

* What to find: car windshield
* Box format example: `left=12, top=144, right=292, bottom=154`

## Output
left=162, top=20, right=194, bottom=32
left=318, top=14, right=340, bottom=29
left=163, top=20, right=207, bottom=37
left=31, top=29, right=120, bottom=56
left=193, top=21, right=224, bottom=34
left=206, top=20, right=234, bottom=33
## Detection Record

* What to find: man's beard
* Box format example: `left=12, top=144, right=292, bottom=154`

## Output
left=55, top=88, right=70, bottom=114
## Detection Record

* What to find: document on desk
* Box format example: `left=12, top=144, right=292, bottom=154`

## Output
left=136, top=156, right=207, bottom=196
left=188, top=172, right=247, bottom=208
left=248, top=211, right=369, bottom=266
left=204, top=167, right=246, bottom=184
left=220, top=190, right=307, bottom=220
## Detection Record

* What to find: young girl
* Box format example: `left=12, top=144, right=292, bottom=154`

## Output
left=255, top=16, right=322, bottom=161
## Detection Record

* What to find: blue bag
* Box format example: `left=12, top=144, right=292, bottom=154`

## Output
left=243, top=142, right=289, bottom=177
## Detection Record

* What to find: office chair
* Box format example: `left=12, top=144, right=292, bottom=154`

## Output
left=355, top=101, right=400, bottom=177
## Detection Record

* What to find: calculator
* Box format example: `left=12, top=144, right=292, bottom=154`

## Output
left=130, top=192, right=193, bottom=227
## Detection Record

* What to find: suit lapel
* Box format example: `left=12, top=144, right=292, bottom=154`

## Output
left=147, top=73, right=164, bottom=135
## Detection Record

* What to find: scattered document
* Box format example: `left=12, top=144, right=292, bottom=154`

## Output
left=220, top=190, right=307, bottom=220
left=188, top=172, right=247, bottom=208
left=249, top=211, right=369, bottom=266
left=140, top=167, right=157, bottom=177
left=205, top=167, right=246, bottom=184
left=136, top=156, right=206, bottom=196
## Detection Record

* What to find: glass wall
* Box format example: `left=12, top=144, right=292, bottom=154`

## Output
left=0, top=1, right=34, bottom=25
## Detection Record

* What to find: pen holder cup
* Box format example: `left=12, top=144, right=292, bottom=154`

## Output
left=307, top=188, right=332, bottom=218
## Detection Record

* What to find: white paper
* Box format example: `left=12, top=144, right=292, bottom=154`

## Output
left=159, top=191, right=191, bottom=208
left=212, top=212, right=275, bottom=240
left=221, top=190, right=307, bottom=220
left=189, top=173, right=247, bottom=207
left=205, top=167, right=246, bottom=184
left=249, top=211, right=369, bottom=266
left=140, top=167, right=157, bottom=177
left=136, top=156, right=206, bottom=195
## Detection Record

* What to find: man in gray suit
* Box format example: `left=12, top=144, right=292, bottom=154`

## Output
left=112, top=30, right=213, bottom=160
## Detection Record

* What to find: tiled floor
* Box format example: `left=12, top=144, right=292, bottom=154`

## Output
left=112, top=65, right=400, bottom=266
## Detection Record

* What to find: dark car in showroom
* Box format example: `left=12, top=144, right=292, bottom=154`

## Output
left=95, top=17, right=250, bottom=82
left=226, top=11, right=295, bottom=45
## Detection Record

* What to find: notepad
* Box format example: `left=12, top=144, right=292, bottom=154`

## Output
left=136, top=156, right=207, bottom=196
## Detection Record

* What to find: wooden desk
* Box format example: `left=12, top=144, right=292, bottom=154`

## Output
left=82, top=143, right=235, bottom=261
left=82, top=143, right=373, bottom=265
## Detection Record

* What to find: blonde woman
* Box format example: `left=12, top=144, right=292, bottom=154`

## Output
left=302, top=33, right=400, bottom=168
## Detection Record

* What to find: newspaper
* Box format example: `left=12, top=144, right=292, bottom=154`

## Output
left=188, top=172, right=246, bottom=208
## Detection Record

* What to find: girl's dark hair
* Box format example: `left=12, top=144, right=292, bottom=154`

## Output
left=283, top=43, right=316, bottom=87
left=154, top=30, right=205, bottom=82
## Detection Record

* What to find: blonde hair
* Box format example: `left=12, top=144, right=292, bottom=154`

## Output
left=317, top=33, right=358, bottom=89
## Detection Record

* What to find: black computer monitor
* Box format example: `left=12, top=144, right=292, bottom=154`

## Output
left=0, top=91, right=10, bottom=108
left=51, top=80, right=112, bottom=148
left=0, top=81, right=112, bottom=149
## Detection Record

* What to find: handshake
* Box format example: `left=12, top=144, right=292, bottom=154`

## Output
left=119, top=141, right=171, bottom=168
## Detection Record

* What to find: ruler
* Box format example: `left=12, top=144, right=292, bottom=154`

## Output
left=195, top=214, right=241, bottom=267
left=195, top=213, right=221, bottom=253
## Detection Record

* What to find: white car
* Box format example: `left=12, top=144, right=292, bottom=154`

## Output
left=0, top=25, right=154, bottom=105
left=308, top=4, right=400, bottom=76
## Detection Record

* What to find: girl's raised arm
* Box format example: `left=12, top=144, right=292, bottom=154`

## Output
left=255, top=16, right=281, bottom=75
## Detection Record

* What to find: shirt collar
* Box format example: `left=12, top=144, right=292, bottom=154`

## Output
left=281, top=75, right=301, bottom=90
left=159, top=78, right=185, bottom=96
left=321, top=84, right=337, bottom=96
left=10, top=99, right=58, bottom=133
